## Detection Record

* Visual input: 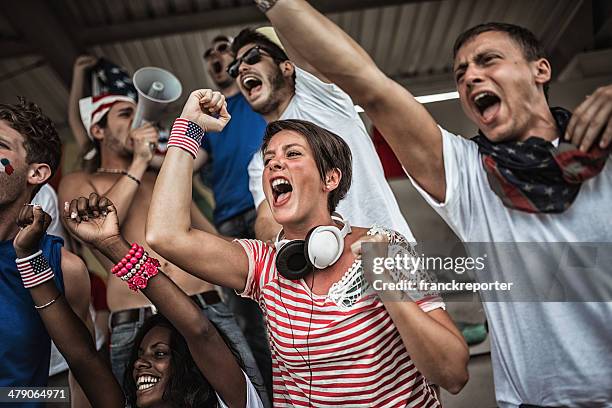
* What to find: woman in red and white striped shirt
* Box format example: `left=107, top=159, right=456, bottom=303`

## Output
left=147, top=90, right=469, bottom=407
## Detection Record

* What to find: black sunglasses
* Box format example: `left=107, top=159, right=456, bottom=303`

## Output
left=227, top=46, right=277, bottom=78
left=203, top=41, right=231, bottom=60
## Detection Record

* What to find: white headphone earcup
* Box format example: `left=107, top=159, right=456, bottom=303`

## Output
left=307, top=227, right=344, bottom=269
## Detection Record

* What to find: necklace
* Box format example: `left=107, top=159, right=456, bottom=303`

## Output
left=96, top=167, right=141, bottom=186
left=96, top=168, right=127, bottom=175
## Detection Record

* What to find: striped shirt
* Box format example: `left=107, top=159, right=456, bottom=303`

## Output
left=236, top=227, right=444, bottom=407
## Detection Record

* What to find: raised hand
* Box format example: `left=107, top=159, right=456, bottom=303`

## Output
left=565, top=84, right=612, bottom=152
left=129, top=122, right=159, bottom=163
left=63, top=193, right=121, bottom=249
left=14, top=205, right=52, bottom=258
left=180, top=89, right=231, bottom=132
left=350, top=232, right=389, bottom=259
left=73, top=55, right=98, bottom=73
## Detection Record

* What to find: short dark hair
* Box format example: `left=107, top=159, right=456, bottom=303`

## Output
left=0, top=97, right=61, bottom=178
left=262, top=119, right=352, bottom=213
left=231, top=27, right=289, bottom=62
left=124, top=314, right=244, bottom=408
left=453, top=22, right=549, bottom=96
left=212, top=35, right=232, bottom=44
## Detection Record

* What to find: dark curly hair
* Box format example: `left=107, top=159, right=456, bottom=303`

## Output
left=262, top=119, right=352, bottom=213
left=123, top=314, right=244, bottom=408
left=0, top=97, right=61, bottom=178
left=231, top=27, right=288, bottom=62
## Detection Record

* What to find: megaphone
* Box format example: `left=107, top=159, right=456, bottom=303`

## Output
left=131, top=67, right=182, bottom=129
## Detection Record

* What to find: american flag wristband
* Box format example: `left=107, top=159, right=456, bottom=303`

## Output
left=16, top=250, right=55, bottom=289
left=168, top=118, right=204, bottom=159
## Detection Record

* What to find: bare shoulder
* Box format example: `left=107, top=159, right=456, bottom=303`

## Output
left=58, top=170, right=97, bottom=199
left=347, top=226, right=370, bottom=245
left=60, top=247, right=91, bottom=311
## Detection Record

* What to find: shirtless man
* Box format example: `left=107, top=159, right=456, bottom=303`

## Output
left=58, top=82, right=269, bottom=404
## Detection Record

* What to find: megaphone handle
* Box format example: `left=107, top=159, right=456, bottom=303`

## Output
left=132, top=102, right=145, bottom=129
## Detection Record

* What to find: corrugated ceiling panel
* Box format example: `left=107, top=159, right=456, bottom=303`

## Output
left=103, top=0, right=131, bottom=24
left=372, top=6, right=401, bottom=68
left=150, top=0, right=170, bottom=17
left=418, top=0, right=458, bottom=73
left=125, top=0, right=152, bottom=20
left=0, top=0, right=586, bottom=129
left=0, top=57, right=68, bottom=125
left=386, top=4, right=419, bottom=75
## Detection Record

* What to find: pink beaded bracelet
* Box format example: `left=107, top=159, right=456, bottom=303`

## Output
left=111, top=243, right=159, bottom=292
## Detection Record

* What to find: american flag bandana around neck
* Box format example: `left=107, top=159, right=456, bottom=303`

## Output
left=471, top=107, right=610, bottom=213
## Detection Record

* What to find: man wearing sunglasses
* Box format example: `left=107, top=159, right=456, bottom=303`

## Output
left=201, top=35, right=273, bottom=404
left=231, top=27, right=414, bottom=246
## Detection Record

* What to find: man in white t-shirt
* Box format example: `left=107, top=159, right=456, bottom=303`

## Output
left=228, top=27, right=413, bottom=242
left=252, top=2, right=612, bottom=407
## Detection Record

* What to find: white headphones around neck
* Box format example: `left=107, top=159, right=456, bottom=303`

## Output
left=275, top=214, right=351, bottom=280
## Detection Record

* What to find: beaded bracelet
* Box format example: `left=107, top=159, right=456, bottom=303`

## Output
left=111, top=243, right=159, bottom=292
left=167, top=118, right=205, bottom=159
left=16, top=250, right=55, bottom=289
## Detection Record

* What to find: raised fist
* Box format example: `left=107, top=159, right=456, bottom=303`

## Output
left=73, top=55, right=98, bottom=72
left=14, top=205, right=52, bottom=258
left=180, top=89, right=231, bottom=133
left=63, top=193, right=121, bottom=249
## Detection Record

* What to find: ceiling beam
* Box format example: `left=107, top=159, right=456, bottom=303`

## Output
left=0, top=0, right=82, bottom=86
left=0, top=0, right=422, bottom=59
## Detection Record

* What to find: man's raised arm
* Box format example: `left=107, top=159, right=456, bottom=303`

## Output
left=258, top=0, right=446, bottom=201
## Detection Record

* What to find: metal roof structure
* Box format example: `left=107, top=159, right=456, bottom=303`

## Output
left=0, top=0, right=610, bottom=129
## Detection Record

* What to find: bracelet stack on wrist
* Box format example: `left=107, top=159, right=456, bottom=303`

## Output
left=111, top=243, right=160, bottom=291
left=167, top=118, right=204, bottom=159
left=16, top=250, right=55, bottom=289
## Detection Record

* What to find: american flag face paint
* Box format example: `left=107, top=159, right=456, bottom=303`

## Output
left=0, top=158, right=14, bottom=175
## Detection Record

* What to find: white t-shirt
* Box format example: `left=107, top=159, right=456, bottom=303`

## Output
left=248, top=67, right=413, bottom=241
left=408, top=127, right=612, bottom=407
left=216, top=371, right=264, bottom=408
left=32, top=184, right=66, bottom=242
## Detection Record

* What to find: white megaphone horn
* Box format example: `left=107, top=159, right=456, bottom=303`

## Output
left=131, top=67, right=182, bottom=129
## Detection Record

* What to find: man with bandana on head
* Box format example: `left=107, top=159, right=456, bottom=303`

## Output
left=201, top=35, right=272, bottom=397
left=58, top=59, right=270, bottom=405
left=253, top=1, right=612, bottom=407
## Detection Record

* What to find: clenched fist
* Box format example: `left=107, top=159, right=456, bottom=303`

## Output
left=63, top=193, right=121, bottom=250
left=180, top=89, right=231, bottom=133
left=14, top=205, right=52, bottom=258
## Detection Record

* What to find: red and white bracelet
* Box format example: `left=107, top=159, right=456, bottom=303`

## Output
left=167, top=118, right=205, bottom=159
left=16, top=250, right=55, bottom=289
left=111, top=243, right=160, bottom=291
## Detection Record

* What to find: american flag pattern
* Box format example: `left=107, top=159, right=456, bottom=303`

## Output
left=0, top=158, right=14, bottom=175
left=236, top=227, right=444, bottom=407
left=168, top=118, right=204, bottom=158
left=472, top=107, right=610, bottom=213
left=16, top=250, right=55, bottom=289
